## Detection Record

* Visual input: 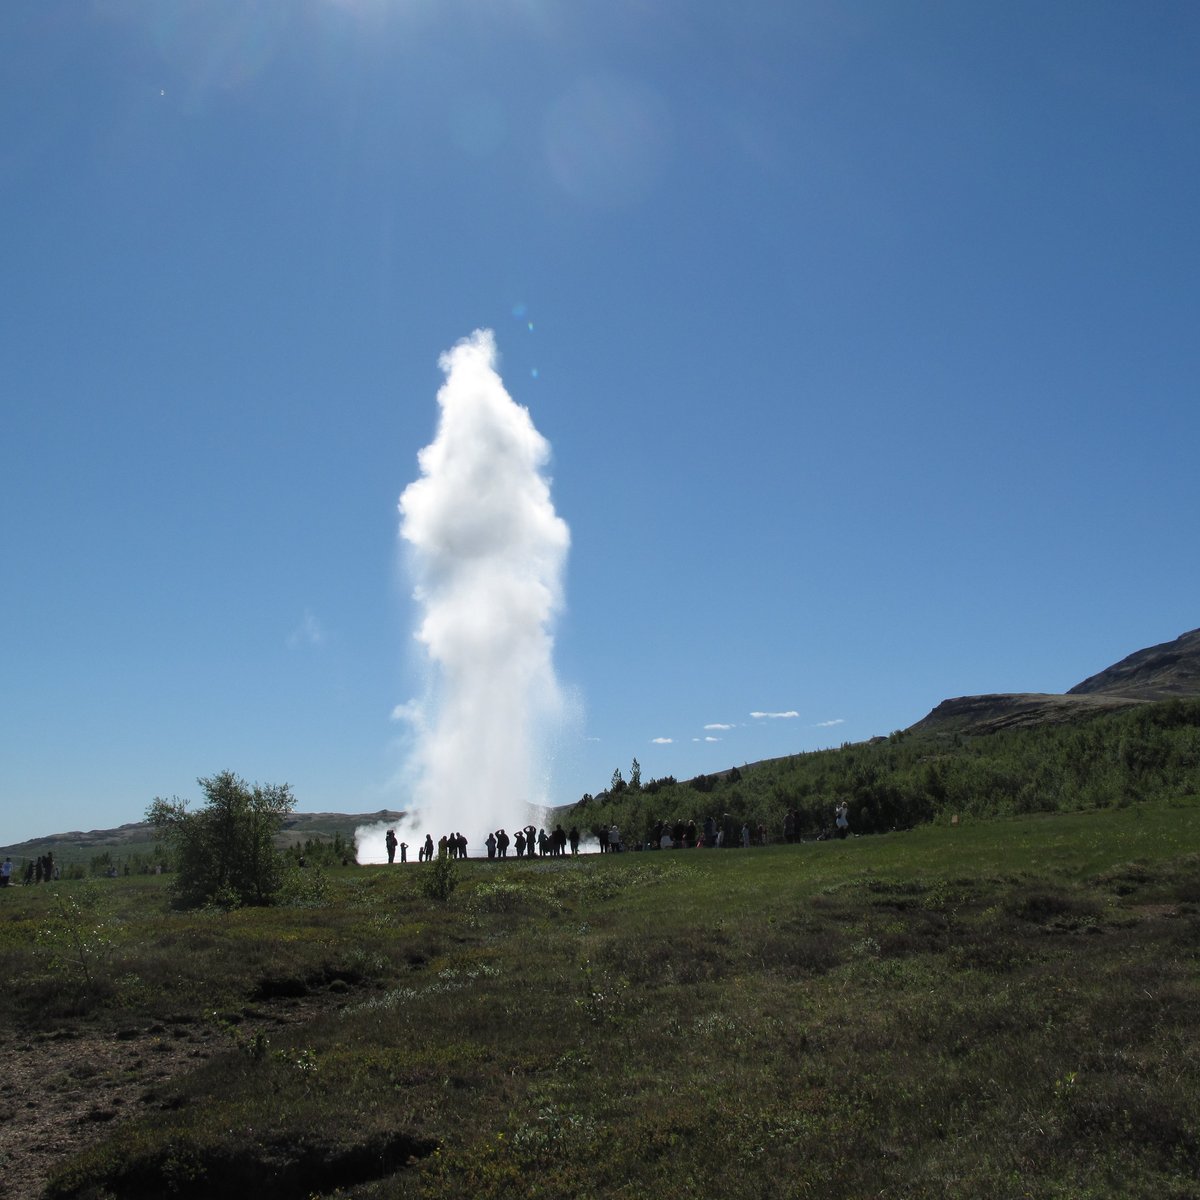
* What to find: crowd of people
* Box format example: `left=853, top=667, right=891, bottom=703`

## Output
left=0, top=852, right=58, bottom=886
left=483, top=824, right=580, bottom=858
left=379, top=804, right=854, bottom=865
left=1, top=806, right=856, bottom=886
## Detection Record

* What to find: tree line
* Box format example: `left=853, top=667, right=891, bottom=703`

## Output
left=569, top=698, right=1200, bottom=845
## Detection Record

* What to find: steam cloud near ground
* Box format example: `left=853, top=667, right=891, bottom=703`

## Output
left=359, top=331, right=570, bottom=860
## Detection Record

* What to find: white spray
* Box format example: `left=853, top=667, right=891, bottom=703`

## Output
left=387, top=329, right=570, bottom=855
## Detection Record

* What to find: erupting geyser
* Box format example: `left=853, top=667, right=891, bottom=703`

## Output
left=377, top=329, right=570, bottom=856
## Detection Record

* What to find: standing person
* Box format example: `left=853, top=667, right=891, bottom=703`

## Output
left=836, top=802, right=850, bottom=839
left=423, top=833, right=435, bottom=862
left=568, top=826, right=580, bottom=855
left=385, top=829, right=398, bottom=864
left=399, top=841, right=408, bottom=863
left=609, top=824, right=621, bottom=853
left=0, top=857, right=12, bottom=887
left=498, top=829, right=510, bottom=858
left=486, top=831, right=497, bottom=859
left=722, top=813, right=737, bottom=849
left=741, top=823, right=750, bottom=848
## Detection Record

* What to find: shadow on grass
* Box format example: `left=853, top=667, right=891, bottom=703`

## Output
left=48, top=1128, right=436, bottom=1200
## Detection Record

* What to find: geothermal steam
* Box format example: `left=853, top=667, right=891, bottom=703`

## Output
left=389, top=329, right=569, bottom=851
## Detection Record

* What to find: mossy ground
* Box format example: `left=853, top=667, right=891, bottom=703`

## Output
left=2, top=798, right=1197, bottom=1199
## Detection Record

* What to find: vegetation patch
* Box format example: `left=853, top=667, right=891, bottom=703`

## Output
left=3, top=796, right=1197, bottom=1200
left=47, top=1127, right=436, bottom=1200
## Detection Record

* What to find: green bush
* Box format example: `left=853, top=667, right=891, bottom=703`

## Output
left=148, top=772, right=294, bottom=909
left=422, top=852, right=458, bottom=901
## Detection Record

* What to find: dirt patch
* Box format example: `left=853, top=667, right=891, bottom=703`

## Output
left=0, top=994, right=345, bottom=1199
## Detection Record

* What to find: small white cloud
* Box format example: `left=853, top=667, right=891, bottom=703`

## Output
left=651, top=737, right=673, bottom=744
left=750, top=710, right=799, bottom=720
left=815, top=718, right=845, bottom=728
left=391, top=700, right=425, bottom=728
left=288, top=610, right=326, bottom=649
left=704, top=736, right=721, bottom=742
left=705, top=723, right=734, bottom=731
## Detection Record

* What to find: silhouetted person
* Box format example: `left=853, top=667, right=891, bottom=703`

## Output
left=386, top=829, right=397, bottom=864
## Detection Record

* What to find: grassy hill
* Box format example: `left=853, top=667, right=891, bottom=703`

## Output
left=565, top=629, right=1200, bottom=841
left=568, top=696, right=1200, bottom=849
left=2, top=798, right=1197, bottom=1198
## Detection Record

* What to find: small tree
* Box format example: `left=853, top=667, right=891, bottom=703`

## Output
left=630, top=758, right=642, bottom=790
left=422, top=852, right=458, bottom=902
left=148, top=771, right=295, bottom=909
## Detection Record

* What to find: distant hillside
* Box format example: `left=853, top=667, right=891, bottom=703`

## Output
left=906, top=691, right=1142, bottom=737
left=0, top=810, right=406, bottom=865
left=909, top=627, right=1200, bottom=737
left=1068, top=627, right=1200, bottom=700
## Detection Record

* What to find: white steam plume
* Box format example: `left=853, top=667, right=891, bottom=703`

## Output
left=393, top=329, right=569, bottom=850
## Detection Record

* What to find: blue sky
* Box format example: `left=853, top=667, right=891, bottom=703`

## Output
left=3, top=1, right=1198, bottom=845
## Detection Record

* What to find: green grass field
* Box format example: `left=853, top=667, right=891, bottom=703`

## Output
left=3, top=797, right=1198, bottom=1199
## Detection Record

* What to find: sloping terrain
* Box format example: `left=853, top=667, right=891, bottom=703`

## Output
left=909, top=626, right=1200, bottom=737
left=1068, top=626, right=1200, bottom=699
left=906, top=690, right=1143, bottom=737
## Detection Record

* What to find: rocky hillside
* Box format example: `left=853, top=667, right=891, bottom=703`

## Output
left=1068, top=627, right=1200, bottom=700
left=909, top=627, right=1200, bottom=737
